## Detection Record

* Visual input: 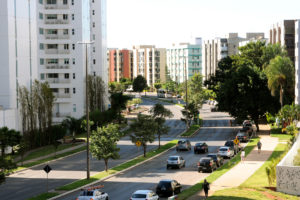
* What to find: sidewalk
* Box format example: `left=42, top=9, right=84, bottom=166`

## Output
left=188, top=124, right=279, bottom=199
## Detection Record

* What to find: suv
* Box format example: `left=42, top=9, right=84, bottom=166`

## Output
left=206, top=153, right=224, bottom=167
left=176, top=139, right=191, bottom=151
left=76, top=188, right=108, bottom=200
left=130, top=190, right=159, bottom=200
left=156, top=179, right=182, bottom=197
left=236, top=130, right=250, bottom=142
left=224, top=140, right=239, bottom=154
left=218, top=146, right=234, bottom=158
left=166, top=156, right=185, bottom=169
left=197, top=157, right=217, bottom=173
left=194, top=142, right=208, bottom=154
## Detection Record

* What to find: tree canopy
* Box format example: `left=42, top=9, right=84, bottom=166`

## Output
left=133, top=75, right=147, bottom=93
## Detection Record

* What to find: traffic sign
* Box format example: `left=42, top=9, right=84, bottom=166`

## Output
left=43, top=165, right=52, bottom=174
left=136, top=141, right=141, bottom=147
left=234, top=138, right=239, bottom=145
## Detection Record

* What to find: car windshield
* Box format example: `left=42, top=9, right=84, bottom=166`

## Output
left=178, top=140, right=187, bottom=144
left=79, top=191, right=94, bottom=196
left=219, top=148, right=228, bottom=151
left=132, top=194, right=147, bottom=198
left=168, top=157, right=178, bottom=161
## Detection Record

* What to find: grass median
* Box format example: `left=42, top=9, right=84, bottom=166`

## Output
left=178, top=137, right=260, bottom=199
left=27, top=192, right=59, bottom=200
left=181, top=124, right=201, bottom=137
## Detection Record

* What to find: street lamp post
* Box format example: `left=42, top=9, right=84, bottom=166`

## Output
left=78, top=41, right=94, bottom=179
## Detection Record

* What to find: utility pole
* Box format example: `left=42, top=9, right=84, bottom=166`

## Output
left=184, top=51, right=188, bottom=107
left=78, top=41, right=94, bottom=179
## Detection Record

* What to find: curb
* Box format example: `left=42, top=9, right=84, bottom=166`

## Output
left=48, top=142, right=178, bottom=200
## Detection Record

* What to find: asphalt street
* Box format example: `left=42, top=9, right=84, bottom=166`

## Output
left=0, top=97, right=185, bottom=200
left=59, top=103, right=237, bottom=200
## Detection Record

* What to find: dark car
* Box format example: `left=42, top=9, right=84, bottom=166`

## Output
left=224, top=140, right=239, bottom=154
left=156, top=179, right=182, bottom=197
left=206, top=153, right=224, bottom=167
left=176, top=139, right=191, bottom=151
left=194, top=142, right=208, bottom=154
left=236, top=131, right=250, bottom=142
left=197, top=157, right=217, bottom=173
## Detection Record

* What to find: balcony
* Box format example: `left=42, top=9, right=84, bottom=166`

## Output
left=45, top=4, right=69, bottom=9
left=45, top=65, right=70, bottom=69
left=44, top=19, right=69, bottom=24
left=53, top=112, right=71, bottom=118
left=221, top=46, right=228, bottom=51
left=46, top=78, right=71, bottom=84
left=44, top=49, right=70, bottom=54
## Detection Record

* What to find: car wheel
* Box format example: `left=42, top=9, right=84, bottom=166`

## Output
left=198, top=169, right=201, bottom=173
left=106, top=197, right=108, bottom=200
left=183, top=163, right=186, bottom=167
left=194, top=151, right=196, bottom=154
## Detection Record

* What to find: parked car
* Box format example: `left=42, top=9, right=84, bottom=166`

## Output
left=76, top=187, right=109, bottom=200
left=197, top=157, right=217, bottom=173
left=156, top=179, right=182, bottom=197
left=176, top=139, right=191, bottom=151
left=217, top=146, right=234, bottom=158
left=167, top=156, right=185, bottom=169
left=130, top=190, right=159, bottom=200
left=206, top=153, right=224, bottom=167
left=194, top=142, right=208, bottom=154
left=224, top=140, right=239, bottom=154
left=236, top=130, right=250, bottom=142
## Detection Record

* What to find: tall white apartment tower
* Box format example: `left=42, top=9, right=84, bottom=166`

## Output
left=0, top=0, right=108, bottom=126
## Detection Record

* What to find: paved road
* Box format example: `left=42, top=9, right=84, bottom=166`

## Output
left=59, top=104, right=237, bottom=200
left=0, top=98, right=185, bottom=200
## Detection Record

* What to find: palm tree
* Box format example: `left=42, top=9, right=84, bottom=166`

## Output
left=264, top=56, right=294, bottom=108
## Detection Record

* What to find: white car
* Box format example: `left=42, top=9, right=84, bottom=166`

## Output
left=217, top=146, right=234, bottom=158
left=76, top=188, right=108, bottom=200
left=130, top=190, right=159, bottom=200
left=167, top=155, right=186, bottom=169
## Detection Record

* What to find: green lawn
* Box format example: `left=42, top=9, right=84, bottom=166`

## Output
left=181, top=125, right=200, bottom=137
left=178, top=137, right=260, bottom=199
left=27, top=192, right=59, bottom=200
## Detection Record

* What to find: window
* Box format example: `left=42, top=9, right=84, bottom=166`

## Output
left=39, top=13, right=43, bottom=19
left=47, top=14, right=57, bottom=19
left=39, top=43, right=44, bottom=50
left=63, top=29, right=68, bottom=35
left=39, top=0, right=43, bottom=4
left=72, top=58, right=75, bottom=64
left=73, top=104, right=76, bottom=112
left=93, top=59, right=96, bottom=64
left=40, top=59, right=44, bottom=65
left=47, top=0, right=56, bottom=4
left=63, top=0, right=67, bottom=4
left=92, top=34, right=95, bottom=40
left=92, top=0, right=94, bottom=2
left=93, top=47, right=95, bottom=52
left=39, top=28, right=44, bottom=34
left=65, top=88, right=69, bottom=93
left=72, top=14, right=74, bottom=20
left=71, top=0, right=74, bottom=5
left=93, top=22, right=95, bottom=28
left=48, top=59, right=58, bottom=64
left=64, top=44, right=69, bottom=50
left=63, top=14, right=68, bottom=20
left=40, top=74, right=45, bottom=80
left=64, top=59, right=69, bottom=64
left=73, top=88, right=76, bottom=94
left=48, top=44, right=58, bottom=49
left=47, top=29, right=57, bottom=34
left=73, top=73, right=75, bottom=79
left=72, top=44, right=75, bottom=50
left=92, top=10, right=95, bottom=15
left=72, top=29, right=75, bottom=35
left=64, top=73, right=69, bottom=79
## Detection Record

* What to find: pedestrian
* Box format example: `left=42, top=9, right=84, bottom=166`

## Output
left=241, top=148, right=245, bottom=163
left=257, top=140, right=262, bottom=154
left=203, top=179, right=210, bottom=199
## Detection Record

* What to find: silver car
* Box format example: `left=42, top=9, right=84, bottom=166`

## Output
left=217, top=146, right=234, bottom=158
left=176, top=139, right=191, bottom=151
left=166, top=156, right=186, bottom=169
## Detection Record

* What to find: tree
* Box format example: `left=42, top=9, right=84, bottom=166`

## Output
left=262, top=43, right=287, bottom=69
left=265, top=56, right=295, bottom=108
left=163, top=80, right=177, bottom=93
left=110, top=92, right=131, bottom=124
left=181, top=102, right=199, bottom=130
left=188, top=73, right=205, bottom=107
left=0, top=127, right=21, bottom=157
left=90, top=124, right=121, bottom=171
left=88, top=75, right=106, bottom=112
left=62, top=116, right=82, bottom=138
left=133, top=75, right=147, bottom=94
left=129, top=114, right=157, bottom=157
left=150, top=104, right=174, bottom=148
left=52, top=140, right=61, bottom=158
left=108, top=82, right=124, bottom=93
left=154, top=83, right=162, bottom=91
left=120, top=78, right=132, bottom=91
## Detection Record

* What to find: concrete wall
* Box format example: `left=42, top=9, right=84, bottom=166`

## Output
left=0, top=109, right=19, bottom=131
left=276, top=134, right=300, bottom=196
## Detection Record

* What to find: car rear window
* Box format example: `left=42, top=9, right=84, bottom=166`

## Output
left=196, top=143, right=203, bottom=146
left=168, top=157, right=178, bottom=161
left=219, top=148, right=228, bottom=151
left=132, top=194, right=147, bottom=198
left=178, top=140, right=187, bottom=144
left=225, top=141, right=233, bottom=146
left=207, top=154, right=216, bottom=158
left=80, top=191, right=94, bottom=196
left=158, top=181, right=171, bottom=188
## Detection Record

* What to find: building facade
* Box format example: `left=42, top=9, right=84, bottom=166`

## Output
left=295, top=20, right=300, bottom=104
left=108, top=49, right=133, bottom=82
left=133, top=45, right=166, bottom=86
left=167, top=42, right=202, bottom=83
left=0, top=0, right=108, bottom=126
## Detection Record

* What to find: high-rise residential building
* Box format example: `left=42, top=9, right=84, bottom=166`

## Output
left=167, top=41, right=202, bottom=83
left=108, top=49, right=133, bottom=82
left=295, top=20, right=300, bottom=104
left=133, top=45, right=166, bottom=86
left=270, top=20, right=295, bottom=64
left=0, top=0, right=108, bottom=126
left=202, top=33, right=265, bottom=81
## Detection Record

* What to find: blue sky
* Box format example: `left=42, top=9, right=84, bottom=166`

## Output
left=107, top=0, right=300, bottom=48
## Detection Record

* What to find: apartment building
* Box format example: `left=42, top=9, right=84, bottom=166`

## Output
left=0, top=0, right=108, bottom=126
left=108, top=49, right=133, bottom=82
left=270, top=20, right=295, bottom=64
left=294, top=20, right=300, bottom=104
left=167, top=41, right=202, bottom=83
left=132, top=45, right=166, bottom=86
